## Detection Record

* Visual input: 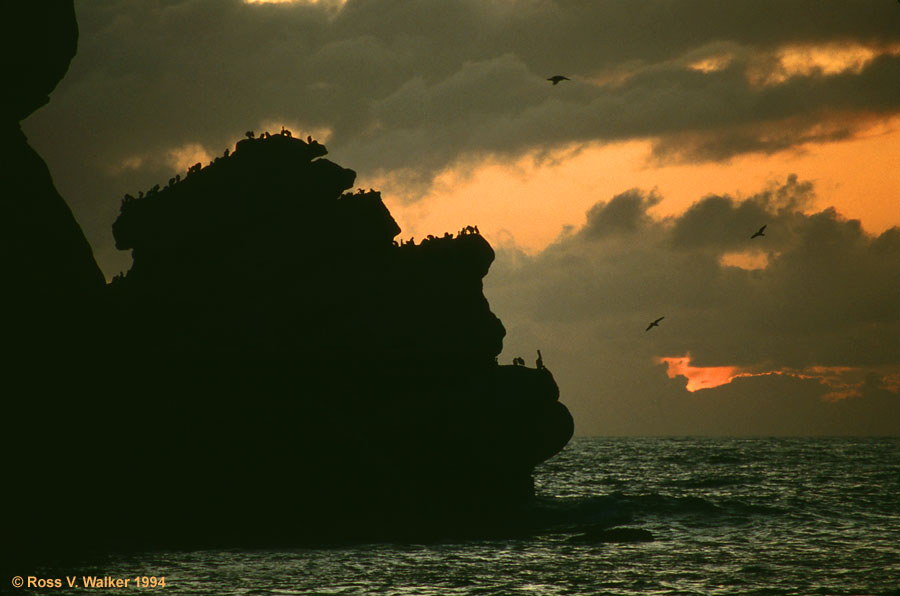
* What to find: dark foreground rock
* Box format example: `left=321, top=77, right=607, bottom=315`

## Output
left=1, top=5, right=574, bottom=568
left=6, top=130, right=574, bottom=564
left=98, top=132, right=574, bottom=545
left=1, top=2, right=104, bottom=302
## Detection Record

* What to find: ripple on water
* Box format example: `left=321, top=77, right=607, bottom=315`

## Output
left=36, top=437, right=900, bottom=596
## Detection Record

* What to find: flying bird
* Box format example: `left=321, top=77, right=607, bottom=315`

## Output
left=751, top=224, right=767, bottom=239
left=645, top=316, right=664, bottom=331
left=547, top=75, right=570, bottom=85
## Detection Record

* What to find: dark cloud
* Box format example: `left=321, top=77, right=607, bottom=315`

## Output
left=582, top=189, right=662, bottom=238
left=13, top=4, right=900, bottom=436
left=484, top=176, right=900, bottom=434
left=669, top=174, right=815, bottom=249
left=20, top=0, right=900, bottom=276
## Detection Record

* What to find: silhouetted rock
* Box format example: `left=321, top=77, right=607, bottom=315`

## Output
left=1, top=3, right=106, bottom=574
left=2, top=127, right=105, bottom=298
left=1, top=1, right=104, bottom=304
left=0, top=1, right=105, bottom=375
left=110, top=134, right=507, bottom=371
left=5, top=130, right=573, bottom=564
left=1, top=5, right=573, bottom=566
left=102, top=134, right=573, bottom=543
left=1, top=3, right=78, bottom=122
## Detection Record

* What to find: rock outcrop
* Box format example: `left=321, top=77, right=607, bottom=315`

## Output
left=1, top=2, right=105, bottom=300
left=97, top=131, right=574, bottom=546
left=1, top=4, right=574, bottom=567
left=1, top=3, right=105, bottom=571
left=5, top=129, right=573, bottom=562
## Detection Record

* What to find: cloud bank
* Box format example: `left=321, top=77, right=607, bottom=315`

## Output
left=17, top=1, right=900, bottom=434
left=485, top=176, right=900, bottom=435
left=22, top=0, right=900, bottom=274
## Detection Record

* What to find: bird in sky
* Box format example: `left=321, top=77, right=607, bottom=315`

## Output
left=751, top=224, right=767, bottom=239
left=547, top=75, right=570, bottom=85
left=646, top=316, right=664, bottom=331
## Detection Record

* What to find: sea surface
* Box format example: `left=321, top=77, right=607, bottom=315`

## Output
left=26, top=437, right=900, bottom=595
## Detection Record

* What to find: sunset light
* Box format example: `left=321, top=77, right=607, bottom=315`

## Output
left=10, top=2, right=900, bottom=591
left=718, top=250, right=770, bottom=271
left=762, top=42, right=900, bottom=85
left=376, top=116, right=900, bottom=254
left=657, top=355, right=742, bottom=392
left=166, top=143, right=213, bottom=174
left=658, top=355, right=900, bottom=402
left=19, top=0, right=900, bottom=443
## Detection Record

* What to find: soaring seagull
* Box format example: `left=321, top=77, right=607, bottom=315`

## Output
left=751, top=224, right=767, bottom=239
left=547, top=75, right=570, bottom=85
left=645, top=316, right=664, bottom=331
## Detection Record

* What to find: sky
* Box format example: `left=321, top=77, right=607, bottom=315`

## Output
left=23, top=0, right=900, bottom=435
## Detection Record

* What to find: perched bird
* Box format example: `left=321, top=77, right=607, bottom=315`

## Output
left=751, top=224, right=767, bottom=239
left=645, top=316, right=664, bottom=331
left=547, top=75, right=570, bottom=85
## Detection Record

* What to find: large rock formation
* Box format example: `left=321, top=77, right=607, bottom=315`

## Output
left=97, top=131, right=574, bottom=546
left=1, top=3, right=79, bottom=123
left=2, top=4, right=573, bottom=566
left=1, top=3, right=105, bottom=572
left=5, top=129, right=573, bottom=562
left=1, top=2, right=105, bottom=300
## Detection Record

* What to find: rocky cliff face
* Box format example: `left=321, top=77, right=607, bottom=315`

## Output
left=1, top=4, right=573, bottom=564
left=1, top=3, right=106, bottom=570
left=1, top=2, right=104, bottom=301
left=110, top=132, right=505, bottom=371
left=97, top=131, right=573, bottom=546
left=1, top=3, right=79, bottom=122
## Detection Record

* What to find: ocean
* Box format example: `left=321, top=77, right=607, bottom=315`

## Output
left=24, top=437, right=900, bottom=595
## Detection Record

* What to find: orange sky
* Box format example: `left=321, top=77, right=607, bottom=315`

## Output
left=659, top=355, right=900, bottom=403
left=371, top=116, right=900, bottom=408
left=374, top=116, right=900, bottom=253
left=658, top=355, right=740, bottom=392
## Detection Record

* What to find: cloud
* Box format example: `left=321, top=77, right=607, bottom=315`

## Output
left=658, top=354, right=900, bottom=404
left=581, top=189, right=662, bottom=238
left=14, top=2, right=900, bottom=435
left=166, top=143, right=213, bottom=173
left=484, top=176, right=900, bottom=434
left=21, top=0, right=900, bottom=278
left=658, top=355, right=741, bottom=392
left=669, top=174, right=815, bottom=250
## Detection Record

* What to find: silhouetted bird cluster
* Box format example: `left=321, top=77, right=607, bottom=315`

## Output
left=512, top=350, right=545, bottom=370
left=121, top=127, right=323, bottom=212
left=395, top=224, right=483, bottom=248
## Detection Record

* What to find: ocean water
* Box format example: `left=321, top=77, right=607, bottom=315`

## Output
left=27, top=437, right=900, bottom=595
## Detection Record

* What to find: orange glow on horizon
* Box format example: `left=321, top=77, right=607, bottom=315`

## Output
left=657, top=355, right=900, bottom=400
left=657, top=355, right=741, bottom=392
